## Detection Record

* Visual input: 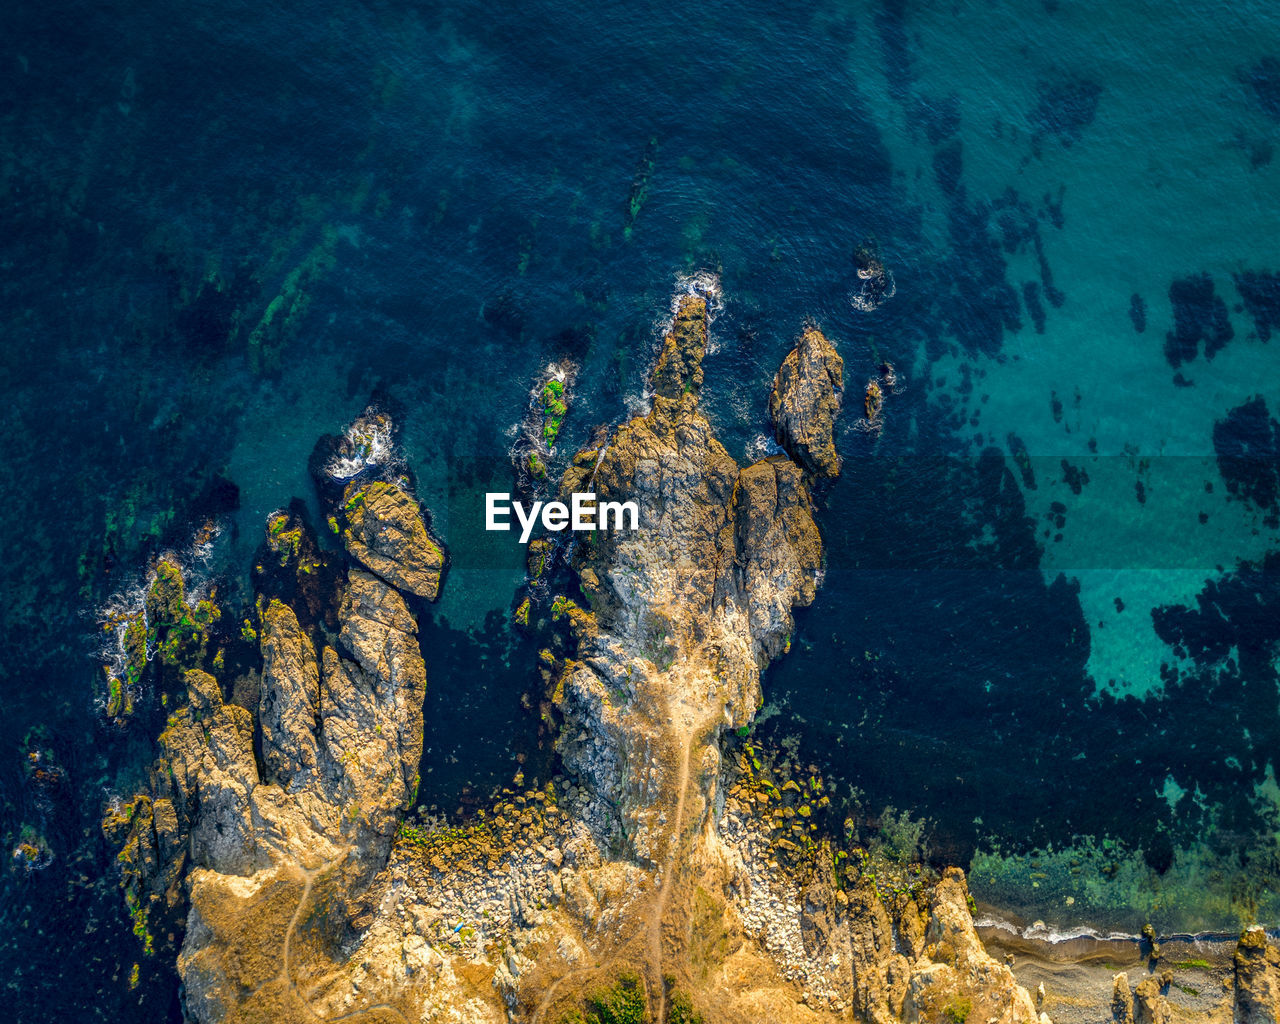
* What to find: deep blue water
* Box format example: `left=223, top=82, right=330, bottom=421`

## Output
left=2, top=0, right=1280, bottom=1017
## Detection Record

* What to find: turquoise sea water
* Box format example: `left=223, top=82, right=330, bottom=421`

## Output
left=1, top=0, right=1279, bottom=1016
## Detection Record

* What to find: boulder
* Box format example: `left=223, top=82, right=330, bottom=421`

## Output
left=341, top=480, right=445, bottom=600
left=1236, top=926, right=1280, bottom=1024
left=769, top=326, right=844, bottom=478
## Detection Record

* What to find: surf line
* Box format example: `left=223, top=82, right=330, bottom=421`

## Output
left=486, top=492, right=639, bottom=545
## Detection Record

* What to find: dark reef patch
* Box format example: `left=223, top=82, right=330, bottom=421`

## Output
left=1213, top=395, right=1280, bottom=515
left=915, top=92, right=961, bottom=146
left=928, top=142, right=1027, bottom=356
left=1153, top=552, right=1280, bottom=705
left=1129, top=293, right=1148, bottom=333
left=172, top=263, right=258, bottom=359
left=1022, top=282, right=1046, bottom=334
left=1164, top=273, right=1234, bottom=367
left=1042, top=186, right=1066, bottom=230
left=1060, top=458, right=1089, bottom=494
left=1030, top=75, right=1102, bottom=150
left=874, top=0, right=913, bottom=102
left=1234, top=270, right=1280, bottom=342
left=1239, top=55, right=1280, bottom=122
left=1007, top=433, right=1036, bottom=489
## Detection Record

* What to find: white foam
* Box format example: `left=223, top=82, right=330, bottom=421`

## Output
left=326, top=414, right=397, bottom=481
left=974, top=915, right=1139, bottom=943
left=745, top=432, right=784, bottom=462
left=850, top=269, right=897, bottom=312
left=673, top=269, right=724, bottom=320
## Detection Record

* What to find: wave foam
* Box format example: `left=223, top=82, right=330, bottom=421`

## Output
left=326, top=411, right=397, bottom=481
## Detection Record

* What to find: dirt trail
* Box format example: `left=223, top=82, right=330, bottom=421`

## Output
left=644, top=724, right=696, bottom=1024
left=532, top=698, right=707, bottom=1024
left=265, top=848, right=414, bottom=1024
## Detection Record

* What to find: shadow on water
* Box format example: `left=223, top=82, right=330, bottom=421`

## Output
left=415, top=609, right=555, bottom=817
left=761, top=446, right=1280, bottom=923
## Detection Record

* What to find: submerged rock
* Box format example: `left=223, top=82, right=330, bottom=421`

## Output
left=770, top=325, right=845, bottom=478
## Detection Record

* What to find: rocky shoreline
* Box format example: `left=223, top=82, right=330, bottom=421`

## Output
left=99, top=285, right=1280, bottom=1024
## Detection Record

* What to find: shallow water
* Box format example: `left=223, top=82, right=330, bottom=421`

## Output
left=2, top=0, right=1279, bottom=1016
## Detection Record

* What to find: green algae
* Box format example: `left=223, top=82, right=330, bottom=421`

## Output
left=265, top=510, right=303, bottom=566
left=540, top=378, right=568, bottom=449
left=246, top=227, right=338, bottom=375
left=147, top=560, right=219, bottom=669
left=623, top=136, right=658, bottom=241
left=873, top=806, right=930, bottom=865
left=970, top=833, right=1280, bottom=933
left=550, top=595, right=579, bottom=621
left=527, top=538, right=551, bottom=580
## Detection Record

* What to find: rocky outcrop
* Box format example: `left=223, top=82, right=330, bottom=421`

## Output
left=341, top=479, right=446, bottom=599
left=509, top=290, right=1040, bottom=1023
left=550, top=292, right=825, bottom=862
left=1110, top=972, right=1171, bottom=1024
left=900, top=869, right=1042, bottom=1024
left=1112, top=973, right=1135, bottom=1024
left=250, top=288, right=849, bottom=1021
left=1236, top=926, right=1280, bottom=1024
left=1132, top=976, right=1172, bottom=1024
left=175, top=567, right=426, bottom=1022
left=101, top=665, right=259, bottom=957
left=107, top=289, right=1056, bottom=1024
left=769, top=326, right=844, bottom=478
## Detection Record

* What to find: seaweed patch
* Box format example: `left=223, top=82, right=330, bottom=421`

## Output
left=1164, top=273, right=1234, bottom=367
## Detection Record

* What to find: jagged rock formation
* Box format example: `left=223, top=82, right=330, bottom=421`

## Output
left=101, top=665, right=257, bottom=958
left=341, top=479, right=446, bottom=599
left=177, top=571, right=426, bottom=1022
left=100, top=469, right=435, bottom=1022
left=1236, top=926, right=1280, bottom=1024
left=107, top=287, right=1127, bottom=1024
left=1112, top=973, right=1136, bottom=1024
left=548, top=293, right=824, bottom=862
left=1111, top=973, right=1172, bottom=1024
left=770, top=326, right=845, bottom=478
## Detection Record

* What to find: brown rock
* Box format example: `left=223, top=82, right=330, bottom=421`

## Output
left=1133, top=975, right=1171, bottom=1024
left=173, top=571, right=426, bottom=1021
left=1236, top=926, right=1280, bottom=1024
left=258, top=600, right=320, bottom=785
left=769, top=326, right=844, bottom=478
left=342, top=480, right=445, bottom=600
left=1112, top=973, right=1135, bottom=1024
